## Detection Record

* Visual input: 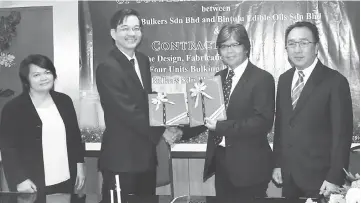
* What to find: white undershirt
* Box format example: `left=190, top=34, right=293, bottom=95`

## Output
left=36, top=103, right=70, bottom=186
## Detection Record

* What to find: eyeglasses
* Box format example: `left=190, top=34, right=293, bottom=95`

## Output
left=287, top=40, right=315, bottom=49
left=219, top=43, right=241, bottom=50
left=118, top=26, right=141, bottom=33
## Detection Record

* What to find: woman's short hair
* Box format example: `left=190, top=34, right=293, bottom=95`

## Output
left=216, top=24, right=251, bottom=57
left=19, top=54, right=57, bottom=92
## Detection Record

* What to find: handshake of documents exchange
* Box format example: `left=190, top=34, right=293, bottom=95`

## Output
left=148, top=76, right=228, bottom=147
left=162, top=126, right=183, bottom=147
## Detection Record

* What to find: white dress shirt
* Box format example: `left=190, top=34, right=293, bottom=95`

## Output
left=219, top=59, right=249, bottom=147
left=120, top=50, right=144, bottom=88
left=291, top=57, right=318, bottom=91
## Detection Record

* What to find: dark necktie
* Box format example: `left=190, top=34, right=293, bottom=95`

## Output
left=130, top=58, right=144, bottom=88
left=130, top=59, right=135, bottom=67
left=223, top=69, right=235, bottom=109
left=291, top=71, right=305, bottom=109
left=214, top=69, right=235, bottom=145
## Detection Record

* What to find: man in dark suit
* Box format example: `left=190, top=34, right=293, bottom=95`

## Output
left=272, top=21, right=353, bottom=198
left=95, top=9, right=179, bottom=203
left=184, top=24, right=275, bottom=200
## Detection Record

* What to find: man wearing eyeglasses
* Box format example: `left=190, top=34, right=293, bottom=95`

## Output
left=96, top=9, right=181, bottom=203
left=272, top=21, right=353, bottom=199
left=183, top=23, right=275, bottom=200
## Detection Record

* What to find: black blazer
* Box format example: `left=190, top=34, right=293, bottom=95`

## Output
left=273, top=60, right=353, bottom=190
left=0, top=91, right=85, bottom=192
left=96, top=47, right=164, bottom=173
left=184, top=62, right=275, bottom=187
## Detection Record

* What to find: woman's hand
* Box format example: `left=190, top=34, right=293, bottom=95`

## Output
left=74, top=163, right=86, bottom=192
left=17, top=179, right=37, bottom=193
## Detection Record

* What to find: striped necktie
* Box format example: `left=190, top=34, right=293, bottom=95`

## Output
left=291, top=71, right=305, bottom=109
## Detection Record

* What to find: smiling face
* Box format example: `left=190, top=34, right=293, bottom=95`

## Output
left=286, top=26, right=319, bottom=70
left=219, top=36, right=248, bottom=70
left=28, top=64, right=54, bottom=94
left=110, top=15, right=142, bottom=55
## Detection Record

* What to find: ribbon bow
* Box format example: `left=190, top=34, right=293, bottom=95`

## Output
left=189, top=81, right=213, bottom=108
left=151, top=92, right=175, bottom=110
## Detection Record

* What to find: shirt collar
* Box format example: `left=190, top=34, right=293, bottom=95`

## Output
left=296, top=57, right=318, bottom=77
left=228, top=58, right=248, bottom=77
left=119, top=49, right=136, bottom=61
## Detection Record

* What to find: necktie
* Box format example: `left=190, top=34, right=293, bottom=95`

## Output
left=130, top=58, right=144, bottom=88
left=214, top=69, right=235, bottom=145
left=130, top=59, right=135, bottom=67
left=291, top=71, right=305, bottom=109
left=223, top=69, right=235, bottom=109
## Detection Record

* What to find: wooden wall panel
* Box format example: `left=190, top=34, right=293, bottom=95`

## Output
left=156, top=184, right=171, bottom=195
left=85, top=157, right=172, bottom=196
left=171, top=159, right=189, bottom=197
left=84, top=157, right=99, bottom=194
left=188, top=159, right=215, bottom=196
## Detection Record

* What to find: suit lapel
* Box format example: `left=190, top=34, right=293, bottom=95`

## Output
left=50, top=91, right=68, bottom=127
left=21, top=93, right=42, bottom=125
left=135, top=52, right=150, bottom=92
left=110, top=48, right=144, bottom=91
left=218, top=68, right=228, bottom=84
left=284, top=68, right=295, bottom=114
left=291, top=61, right=326, bottom=118
left=227, top=63, right=252, bottom=111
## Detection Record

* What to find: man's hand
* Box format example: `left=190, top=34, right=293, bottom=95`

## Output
left=204, top=118, right=217, bottom=131
left=168, top=126, right=183, bottom=142
left=163, top=127, right=183, bottom=146
left=17, top=193, right=37, bottom=203
left=319, top=180, right=338, bottom=197
left=272, top=168, right=283, bottom=185
left=75, top=163, right=86, bottom=192
left=343, top=168, right=360, bottom=182
left=17, top=179, right=37, bottom=193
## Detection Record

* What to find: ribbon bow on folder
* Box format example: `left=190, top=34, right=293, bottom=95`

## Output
left=189, top=81, right=213, bottom=108
left=151, top=92, right=175, bottom=110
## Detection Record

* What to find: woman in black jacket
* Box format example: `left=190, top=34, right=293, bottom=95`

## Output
left=0, top=54, right=85, bottom=194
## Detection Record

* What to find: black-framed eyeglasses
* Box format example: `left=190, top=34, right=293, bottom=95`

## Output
left=118, top=26, right=141, bottom=33
left=219, top=43, right=241, bottom=50
left=287, top=40, right=315, bottom=49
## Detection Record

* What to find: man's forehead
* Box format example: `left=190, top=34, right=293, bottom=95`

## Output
left=222, top=36, right=238, bottom=44
left=118, top=15, right=140, bottom=26
left=287, top=27, right=313, bottom=39
left=287, top=37, right=309, bottom=41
